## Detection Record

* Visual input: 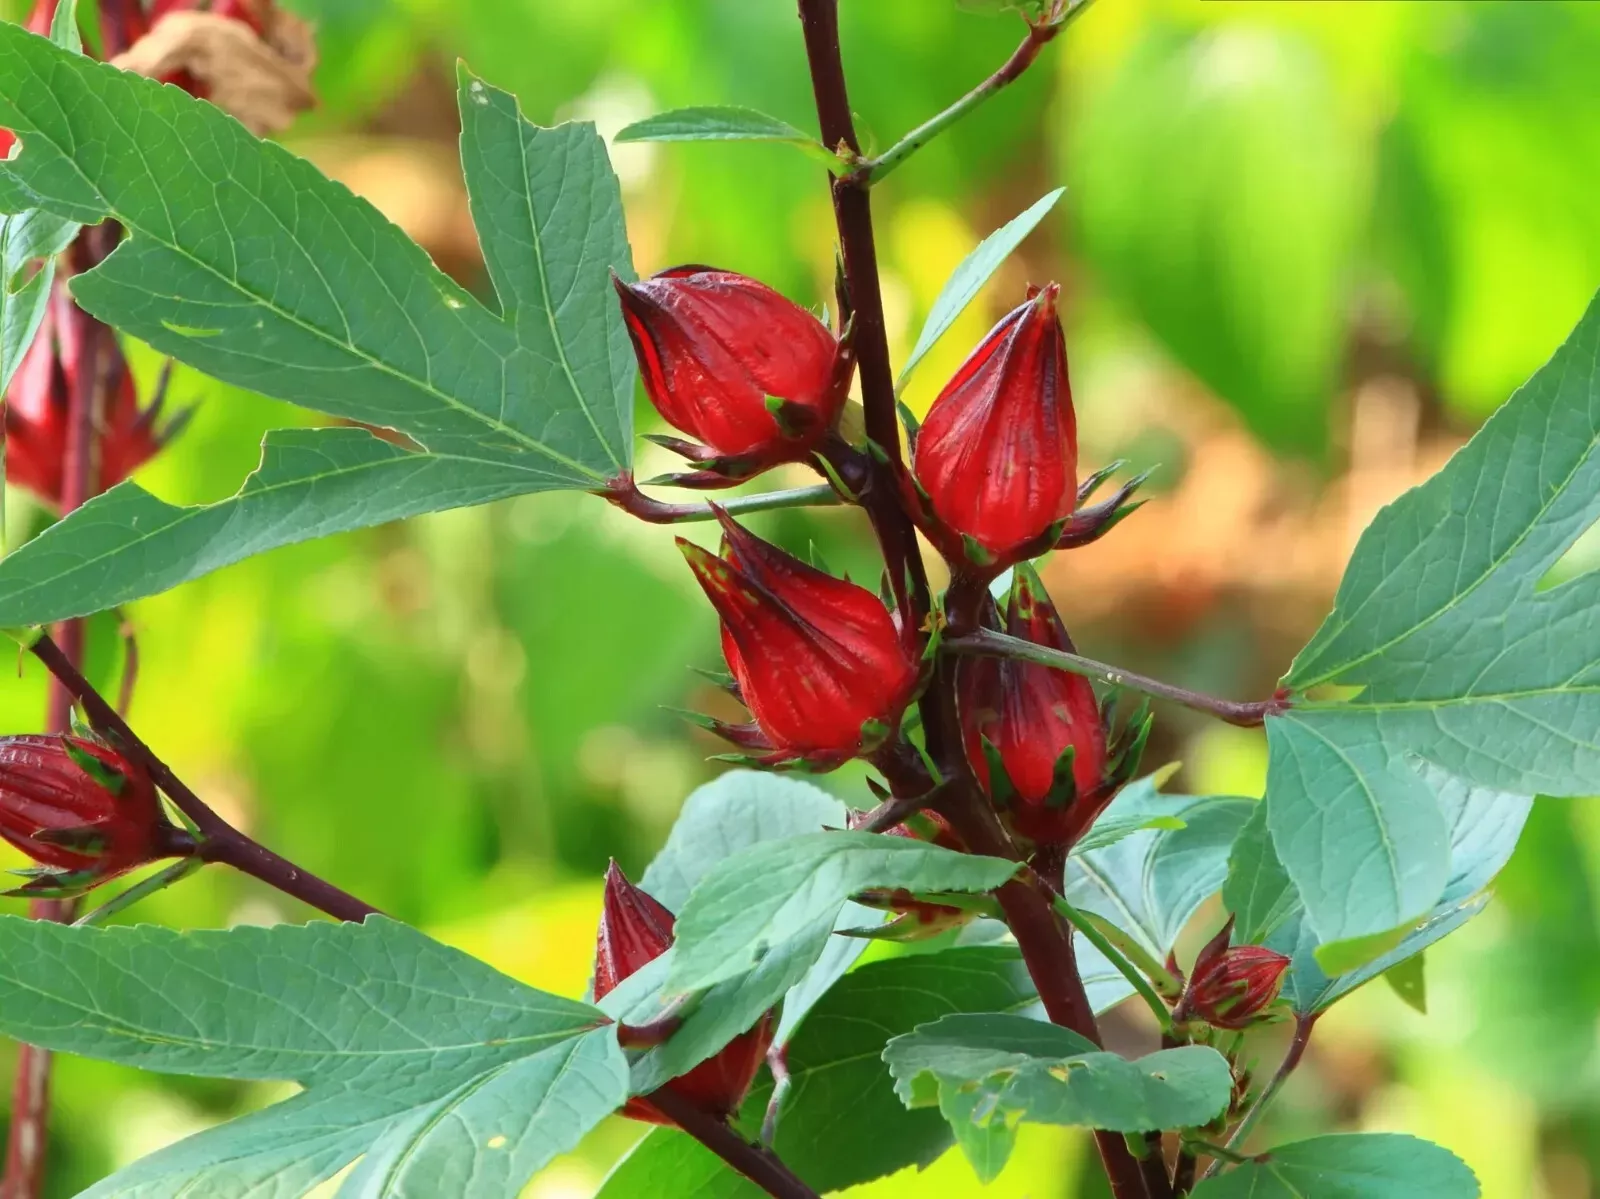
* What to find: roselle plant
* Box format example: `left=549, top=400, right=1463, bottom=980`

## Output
left=0, top=0, right=1589, bottom=1195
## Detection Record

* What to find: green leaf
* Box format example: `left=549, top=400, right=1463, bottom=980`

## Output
left=1237, top=768, right=1530, bottom=1013
left=595, top=1129, right=765, bottom=1199
left=1190, top=1133, right=1479, bottom=1199
left=641, top=770, right=882, bottom=1042
left=1266, top=289, right=1600, bottom=954
left=884, top=1013, right=1232, bottom=1133
left=898, top=187, right=1065, bottom=387
left=1072, top=28, right=1358, bottom=453
left=1221, top=803, right=1299, bottom=945
left=0, top=205, right=73, bottom=395
left=0, top=31, right=635, bottom=625
left=614, top=107, right=843, bottom=174
left=599, top=946, right=1045, bottom=1197
left=1066, top=786, right=1253, bottom=1012
left=666, top=831, right=1017, bottom=993
left=0, top=916, right=627, bottom=1198
left=1384, top=952, right=1427, bottom=1014
left=0, top=0, right=81, bottom=399
left=588, top=772, right=882, bottom=1098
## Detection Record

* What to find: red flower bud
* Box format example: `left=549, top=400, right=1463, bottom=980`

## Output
left=912, top=284, right=1078, bottom=561
left=0, top=735, right=189, bottom=897
left=594, top=863, right=774, bottom=1125
left=614, top=267, right=847, bottom=485
left=679, top=513, right=919, bottom=769
left=1184, top=945, right=1291, bottom=1031
left=5, top=278, right=181, bottom=507
left=958, top=565, right=1107, bottom=843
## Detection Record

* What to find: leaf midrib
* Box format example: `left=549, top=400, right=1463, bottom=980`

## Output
left=0, top=445, right=549, bottom=612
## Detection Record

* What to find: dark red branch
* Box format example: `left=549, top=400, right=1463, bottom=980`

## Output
left=644, top=1089, right=821, bottom=1199
left=28, top=635, right=382, bottom=925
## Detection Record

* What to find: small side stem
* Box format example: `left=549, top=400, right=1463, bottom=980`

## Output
left=1052, top=893, right=1172, bottom=1032
left=947, top=629, right=1289, bottom=728
left=644, top=1088, right=820, bottom=1199
left=862, top=0, right=1094, bottom=183
left=1199, top=1014, right=1318, bottom=1183
left=602, top=479, right=841, bottom=525
left=28, top=634, right=382, bottom=925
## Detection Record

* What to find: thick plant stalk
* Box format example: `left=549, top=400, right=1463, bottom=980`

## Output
left=794, top=3, right=1149, bottom=1194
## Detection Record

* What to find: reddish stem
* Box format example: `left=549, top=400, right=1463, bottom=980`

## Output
left=643, top=1089, right=821, bottom=1199
left=28, top=634, right=382, bottom=925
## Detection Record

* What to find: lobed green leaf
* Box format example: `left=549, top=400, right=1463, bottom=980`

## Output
left=0, top=28, right=636, bottom=625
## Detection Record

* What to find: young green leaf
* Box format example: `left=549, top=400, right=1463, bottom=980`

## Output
left=898, top=187, right=1065, bottom=387
left=0, top=30, right=636, bottom=626
left=665, top=831, right=1018, bottom=994
left=884, top=1013, right=1232, bottom=1133
left=0, top=917, right=627, bottom=1198
left=1189, top=1133, right=1479, bottom=1199
left=1265, top=290, right=1600, bottom=959
left=615, top=106, right=840, bottom=170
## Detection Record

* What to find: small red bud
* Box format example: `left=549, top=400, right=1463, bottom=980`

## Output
left=593, top=863, right=774, bottom=1125
left=614, top=268, right=845, bottom=481
left=0, top=735, right=184, bottom=896
left=679, top=512, right=920, bottom=769
left=1184, top=945, right=1291, bottom=1031
left=912, top=284, right=1078, bottom=561
left=957, top=565, right=1107, bottom=842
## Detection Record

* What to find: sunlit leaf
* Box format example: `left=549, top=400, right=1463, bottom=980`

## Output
left=0, top=917, right=627, bottom=1198
left=1266, top=289, right=1600, bottom=957
left=0, top=30, right=635, bottom=625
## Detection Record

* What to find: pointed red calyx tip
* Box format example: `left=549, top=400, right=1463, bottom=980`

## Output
left=593, top=862, right=675, bottom=1001
left=615, top=266, right=845, bottom=481
left=0, top=734, right=177, bottom=892
left=911, top=283, right=1078, bottom=564
left=680, top=517, right=919, bottom=769
left=593, top=863, right=777, bottom=1128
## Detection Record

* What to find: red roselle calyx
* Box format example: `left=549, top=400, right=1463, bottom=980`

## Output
left=613, top=267, right=851, bottom=488
left=1178, top=929, right=1291, bottom=1031
left=911, top=284, right=1077, bottom=567
left=5, top=276, right=182, bottom=508
left=679, top=512, right=920, bottom=770
left=0, top=734, right=193, bottom=897
left=593, top=863, right=774, bottom=1125
left=957, top=564, right=1146, bottom=847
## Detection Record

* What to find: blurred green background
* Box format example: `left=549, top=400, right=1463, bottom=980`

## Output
left=2, top=0, right=1599, bottom=1195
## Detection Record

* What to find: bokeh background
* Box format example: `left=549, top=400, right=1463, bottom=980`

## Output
left=2, top=0, right=1599, bottom=1195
